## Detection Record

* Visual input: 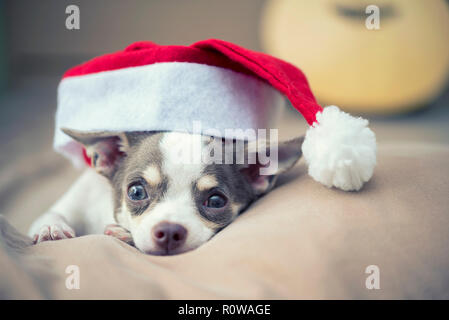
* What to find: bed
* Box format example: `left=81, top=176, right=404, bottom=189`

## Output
left=1, top=99, right=449, bottom=299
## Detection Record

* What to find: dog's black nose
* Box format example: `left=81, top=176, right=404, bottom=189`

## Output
left=152, top=222, right=187, bottom=251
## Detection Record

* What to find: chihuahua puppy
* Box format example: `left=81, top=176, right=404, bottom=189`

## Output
left=29, top=130, right=303, bottom=255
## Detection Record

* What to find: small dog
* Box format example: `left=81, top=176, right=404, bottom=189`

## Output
left=29, top=130, right=303, bottom=255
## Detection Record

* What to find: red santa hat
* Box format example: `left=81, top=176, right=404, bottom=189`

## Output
left=55, top=39, right=376, bottom=191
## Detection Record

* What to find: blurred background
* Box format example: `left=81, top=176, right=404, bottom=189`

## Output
left=0, top=0, right=448, bottom=233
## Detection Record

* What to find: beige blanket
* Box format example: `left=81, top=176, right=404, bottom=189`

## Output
left=1, top=142, right=448, bottom=299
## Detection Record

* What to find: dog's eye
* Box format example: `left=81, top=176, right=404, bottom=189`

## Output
left=127, top=183, right=148, bottom=201
left=203, top=194, right=227, bottom=209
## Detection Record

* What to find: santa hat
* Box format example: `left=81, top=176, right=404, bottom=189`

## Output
left=55, top=39, right=376, bottom=191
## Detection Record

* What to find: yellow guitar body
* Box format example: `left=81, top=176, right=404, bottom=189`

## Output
left=261, top=0, right=449, bottom=114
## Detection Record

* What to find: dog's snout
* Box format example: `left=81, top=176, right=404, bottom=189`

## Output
left=152, top=222, right=187, bottom=251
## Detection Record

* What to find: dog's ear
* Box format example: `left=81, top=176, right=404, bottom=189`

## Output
left=239, top=136, right=304, bottom=196
left=61, top=128, right=131, bottom=179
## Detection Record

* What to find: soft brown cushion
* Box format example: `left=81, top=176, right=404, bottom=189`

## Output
left=1, top=142, right=448, bottom=299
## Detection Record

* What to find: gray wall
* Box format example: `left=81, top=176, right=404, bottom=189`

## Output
left=5, top=0, right=266, bottom=77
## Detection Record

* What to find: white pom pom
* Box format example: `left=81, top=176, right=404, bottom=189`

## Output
left=302, top=106, right=376, bottom=191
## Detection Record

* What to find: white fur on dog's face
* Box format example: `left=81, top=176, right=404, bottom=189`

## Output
left=127, top=133, right=215, bottom=254
left=129, top=188, right=215, bottom=254
left=114, top=132, right=251, bottom=255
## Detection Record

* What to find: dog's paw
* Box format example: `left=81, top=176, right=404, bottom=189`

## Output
left=33, top=223, right=76, bottom=244
left=104, top=224, right=134, bottom=245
